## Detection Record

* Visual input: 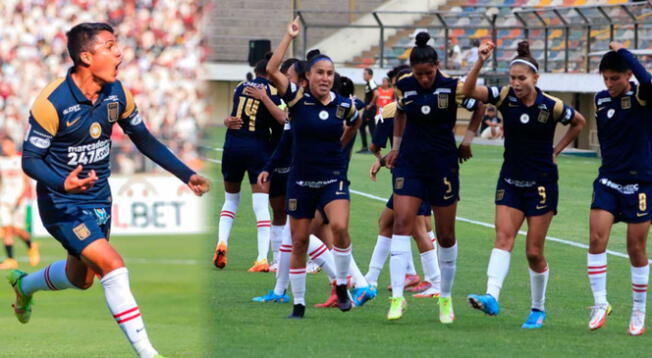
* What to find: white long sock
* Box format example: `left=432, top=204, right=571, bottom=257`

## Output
left=438, top=242, right=457, bottom=298
left=101, top=268, right=158, bottom=358
left=20, top=260, right=77, bottom=295
left=270, top=225, right=284, bottom=265
left=486, top=248, right=511, bottom=300
left=333, top=245, right=352, bottom=285
left=366, top=235, right=391, bottom=287
left=587, top=252, right=608, bottom=305
left=252, top=193, right=271, bottom=261
left=428, top=231, right=436, bottom=242
left=218, top=192, right=240, bottom=245
left=406, top=246, right=417, bottom=275
left=390, top=235, right=411, bottom=298
left=420, top=249, right=440, bottom=291
left=289, top=267, right=307, bottom=305
left=529, top=266, right=549, bottom=311
left=349, top=255, right=369, bottom=288
left=308, top=235, right=336, bottom=281
left=631, top=264, right=649, bottom=312
left=273, top=221, right=292, bottom=296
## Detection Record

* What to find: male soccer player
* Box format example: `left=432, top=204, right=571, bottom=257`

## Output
left=0, top=137, right=39, bottom=269
left=7, top=23, right=210, bottom=358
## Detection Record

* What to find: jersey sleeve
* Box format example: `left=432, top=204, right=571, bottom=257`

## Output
left=487, top=86, right=510, bottom=108
left=554, top=101, right=575, bottom=125
left=268, top=85, right=283, bottom=106
left=282, top=82, right=304, bottom=108
left=344, top=98, right=359, bottom=126
left=617, top=48, right=652, bottom=105
left=395, top=77, right=409, bottom=111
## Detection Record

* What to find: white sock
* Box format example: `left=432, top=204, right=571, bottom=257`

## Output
left=587, top=252, right=608, bottom=305
left=289, top=267, right=307, bottom=305
left=390, top=235, right=411, bottom=298
left=349, top=255, right=369, bottom=288
left=428, top=231, right=436, bottom=241
left=366, top=235, right=391, bottom=287
left=273, top=222, right=292, bottom=296
left=218, top=192, right=240, bottom=245
left=529, top=266, right=549, bottom=311
left=486, top=248, right=511, bottom=300
left=333, top=245, right=352, bottom=285
left=20, top=260, right=77, bottom=295
left=420, top=249, right=440, bottom=291
left=438, top=242, right=457, bottom=298
left=631, top=264, right=649, bottom=312
left=270, top=225, right=284, bottom=265
left=406, top=245, right=417, bottom=276
left=252, top=193, right=271, bottom=261
left=308, top=235, right=336, bottom=280
left=101, top=268, right=158, bottom=358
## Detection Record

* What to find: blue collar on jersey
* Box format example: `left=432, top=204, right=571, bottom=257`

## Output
left=511, top=86, right=545, bottom=107
left=303, top=90, right=337, bottom=106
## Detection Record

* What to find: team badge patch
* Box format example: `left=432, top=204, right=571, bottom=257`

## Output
left=288, top=199, right=297, bottom=212
left=496, top=189, right=505, bottom=201
left=89, top=122, right=102, bottom=139
left=319, top=110, right=329, bottom=120
left=73, top=223, right=91, bottom=241
left=437, top=94, right=449, bottom=109
left=537, top=109, right=549, bottom=124
left=107, top=102, right=120, bottom=123
left=621, top=96, right=631, bottom=109
left=336, top=105, right=346, bottom=119
left=395, top=177, right=405, bottom=190
left=421, top=105, right=431, bottom=115
left=520, top=113, right=530, bottom=124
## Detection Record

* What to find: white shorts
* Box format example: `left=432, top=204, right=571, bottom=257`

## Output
left=0, top=201, right=26, bottom=229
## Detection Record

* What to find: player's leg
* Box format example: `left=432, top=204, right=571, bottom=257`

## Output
left=521, top=211, right=554, bottom=329
left=13, top=201, right=38, bottom=266
left=366, top=206, right=394, bottom=287
left=269, top=191, right=287, bottom=271
left=249, top=180, right=271, bottom=272
left=214, top=147, right=246, bottom=269
left=468, top=205, right=523, bottom=316
left=588, top=208, right=614, bottom=330
left=626, top=221, right=649, bottom=336
left=412, top=215, right=440, bottom=297
left=323, top=197, right=355, bottom=312
left=288, top=217, right=311, bottom=318
left=0, top=223, right=18, bottom=269
left=432, top=202, right=458, bottom=323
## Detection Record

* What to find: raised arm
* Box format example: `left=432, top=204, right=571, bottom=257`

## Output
left=267, top=17, right=300, bottom=97
left=610, top=41, right=652, bottom=101
left=461, top=41, right=495, bottom=102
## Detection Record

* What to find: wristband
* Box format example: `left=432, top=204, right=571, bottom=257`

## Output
left=392, top=136, right=402, bottom=151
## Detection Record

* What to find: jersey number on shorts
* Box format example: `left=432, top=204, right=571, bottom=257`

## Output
left=538, top=186, right=546, bottom=204
left=639, top=193, right=647, bottom=212
left=443, top=177, right=452, bottom=198
left=235, top=96, right=260, bottom=132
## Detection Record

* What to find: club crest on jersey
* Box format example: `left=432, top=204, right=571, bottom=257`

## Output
left=437, top=94, right=449, bottom=109
left=395, top=177, right=405, bottom=190
left=496, top=189, right=505, bottom=201
left=621, top=96, right=631, bottom=109
left=607, top=109, right=615, bottom=118
left=520, top=113, right=530, bottom=124
left=288, top=199, right=297, bottom=211
left=336, top=105, right=346, bottom=119
left=537, top=109, right=549, bottom=124
left=319, top=110, right=329, bottom=120
left=107, top=102, right=120, bottom=123
left=90, top=122, right=102, bottom=139
left=73, top=223, right=91, bottom=241
left=421, top=105, right=431, bottom=115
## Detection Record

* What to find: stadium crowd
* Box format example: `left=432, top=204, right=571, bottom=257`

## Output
left=0, top=0, right=209, bottom=173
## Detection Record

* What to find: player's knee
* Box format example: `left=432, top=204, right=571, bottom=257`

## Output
left=329, top=222, right=348, bottom=239
left=393, top=216, right=413, bottom=235
left=495, top=231, right=514, bottom=250
left=526, top=248, right=544, bottom=264
left=70, top=276, right=94, bottom=290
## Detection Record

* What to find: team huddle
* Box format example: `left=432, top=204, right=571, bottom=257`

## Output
left=215, top=17, right=650, bottom=335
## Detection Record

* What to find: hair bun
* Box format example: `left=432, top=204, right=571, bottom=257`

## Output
left=264, top=51, right=273, bottom=60
left=415, top=32, right=430, bottom=48
left=516, top=41, right=531, bottom=57
left=306, top=49, right=321, bottom=61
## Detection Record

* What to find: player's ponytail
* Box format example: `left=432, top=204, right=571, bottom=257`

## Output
left=409, top=32, right=438, bottom=66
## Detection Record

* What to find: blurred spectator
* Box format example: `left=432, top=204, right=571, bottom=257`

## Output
left=464, top=39, right=480, bottom=70
left=479, top=105, right=502, bottom=140
left=447, top=38, right=462, bottom=70
left=0, top=0, right=209, bottom=174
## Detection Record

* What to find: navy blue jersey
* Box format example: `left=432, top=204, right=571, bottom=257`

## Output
left=595, top=50, right=652, bottom=183
left=487, top=86, right=574, bottom=183
left=225, top=77, right=282, bottom=150
left=394, top=72, right=477, bottom=175
left=22, top=68, right=194, bottom=207
left=282, top=82, right=358, bottom=182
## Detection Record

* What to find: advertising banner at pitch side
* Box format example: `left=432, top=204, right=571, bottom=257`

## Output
left=31, top=175, right=208, bottom=236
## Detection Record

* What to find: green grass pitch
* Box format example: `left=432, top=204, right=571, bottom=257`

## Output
left=207, top=127, right=650, bottom=357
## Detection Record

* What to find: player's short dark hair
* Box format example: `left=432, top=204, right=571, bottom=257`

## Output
left=66, top=22, right=114, bottom=67
left=599, top=51, right=630, bottom=73
left=410, top=32, right=438, bottom=66
left=293, top=60, right=307, bottom=83
left=254, top=52, right=273, bottom=76
left=338, top=76, right=354, bottom=97
left=365, top=68, right=373, bottom=76
left=306, top=49, right=321, bottom=61
left=332, top=72, right=342, bottom=93
left=280, top=58, right=299, bottom=74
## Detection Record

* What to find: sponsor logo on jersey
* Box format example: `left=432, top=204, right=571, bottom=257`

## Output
left=63, top=104, right=81, bottom=115
left=66, top=117, right=81, bottom=127
left=597, top=97, right=611, bottom=106
left=621, top=96, right=631, bottom=109
left=90, top=122, right=102, bottom=139
left=73, top=223, right=91, bottom=240
left=404, top=90, right=417, bottom=98
left=29, top=136, right=51, bottom=149
left=107, top=102, right=120, bottom=123
left=434, top=88, right=451, bottom=94
left=103, top=95, right=119, bottom=102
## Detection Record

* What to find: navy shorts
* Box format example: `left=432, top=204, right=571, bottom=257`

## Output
left=386, top=194, right=432, bottom=216
left=286, top=179, right=349, bottom=219
left=39, top=201, right=111, bottom=258
left=221, top=146, right=269, bottom=185
left=269, top=171, right=289, bottom=198
left=392, top=168, right=459, bottom=207
left=591, top=177, right=652, bottom=223
left=495, top=178, right=558, bottom=217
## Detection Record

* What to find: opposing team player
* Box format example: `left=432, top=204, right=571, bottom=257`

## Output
left=463, top=41, right=585, bottom=329
left=0, top=137, right=40, bottom=269
left=213, top=54, right=286, bottom=272
left=586, top=42, right=651, bottom=335
left=8, top=23, right=210, bottom=358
